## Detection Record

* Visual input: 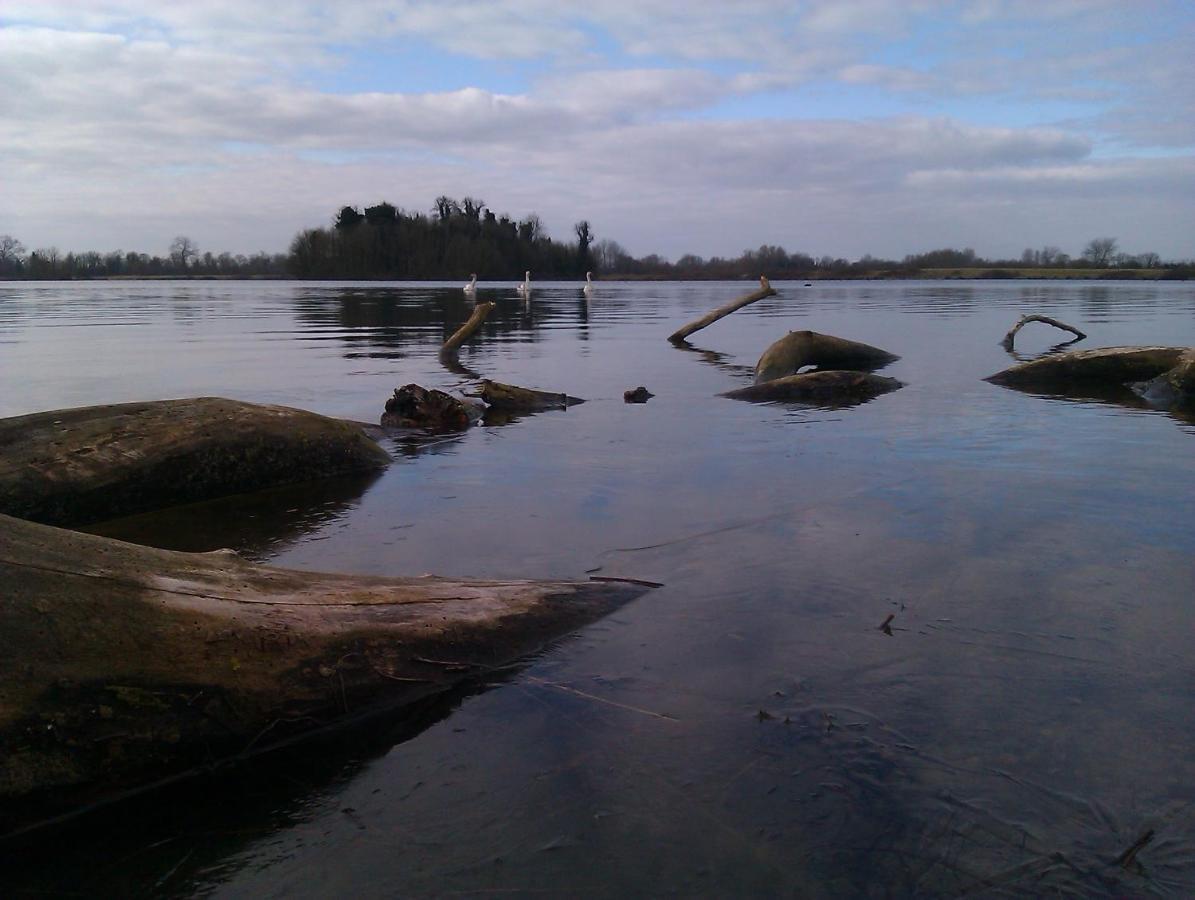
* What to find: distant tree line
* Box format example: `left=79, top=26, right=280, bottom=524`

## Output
left=287, top=197, right=594, bottom=279
left=2, top=223, right=1189, bottom=282
left=592, top=236, right=1191, bottom=280
left=0, top=234, right=286, bottom=279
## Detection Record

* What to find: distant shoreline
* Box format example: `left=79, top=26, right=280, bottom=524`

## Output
left=1, top=268, right=1189, bottom=283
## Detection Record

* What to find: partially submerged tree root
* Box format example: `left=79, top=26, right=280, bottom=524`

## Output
left=1001, top=314, right=1086, bottom=350
left=723, top=370, right=903, bottom=405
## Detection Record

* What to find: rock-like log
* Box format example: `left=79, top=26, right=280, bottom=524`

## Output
left=1000, top=314, right=1086, bottom=350
left=723, top=370, right=903, bottom=405
left=755, top=331, right=899, bottom=384
left=668, top=277, right=776, bottom=343
left=381, top=384, right=482, bottom=429
left=0, top=399, right=390, bottom=528
left=985, top=346, right=1188, bottom=389
left=0, top=513, right=651, bottom=832
left=475, top=379, right=584, bottom=411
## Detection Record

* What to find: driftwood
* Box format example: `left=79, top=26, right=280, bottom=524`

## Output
left=0, top=399, right=389, bottom=528
left=0, top=513, right=652, bottom=833
left=381, top=384, right=482, bottom=429
left=755, top=331, right=899, bottom=384
left=475, top=379, right=584, bottom=412
left=668, top=277, right=776, bottom=343
left=723, top=370, right=903, bottom=405
left=624, top=387, right=654, bottom=403
left=1000, top=314, right=1086, bottom=350
left=986, top=346, right=1195, bottom=414
left=441, top=301, right=496, bottom=355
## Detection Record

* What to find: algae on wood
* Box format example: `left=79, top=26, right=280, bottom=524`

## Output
left=0, top=513, right=651, bottom=832
left=476, top=379, right=583, bottom=412
left=0, top=399, right=389, bottom=528
left=723, top=370, right=903, bottom=405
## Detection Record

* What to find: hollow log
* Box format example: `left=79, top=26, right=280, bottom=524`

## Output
left=668, top=278, right=777, bottom=343
left=754, top=331, right=899, bottom=384
left=723, top=370, right=903, bottom=405
left=476, top=379, right=584, bottom=411
left=0, top=513, right=652, bottom=832
left=441, top=301, right=496, bottom=355
left=0, top=399, right=389, bottom=528
left=1000, top=314, right=1086, bottom=350
left=985, top=346, right=1188, bottom=388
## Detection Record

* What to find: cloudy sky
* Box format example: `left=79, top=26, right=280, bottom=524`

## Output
left=1, top=1, right=1192, bottom=262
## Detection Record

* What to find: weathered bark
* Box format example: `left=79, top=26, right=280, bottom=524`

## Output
left=0, top=399, right=389, bottom=528
left=476, top=380, right=584, bottom=412
left=668, top=278, right=776, bottom=343
left=381, top=384, right=482, bottom=429
left=1131, top=348, right=1195, bottom=409
left=1000, top=314, right=1086, bottom=350
left=0, top=513, right=651, bottom=832
left=755, top=331, right=899, bottom=384
left=441, top=301, right=496, bottom=355
left=723, top=370, right=903, bottom=405
left=985, top=346, right=1188, bottom=388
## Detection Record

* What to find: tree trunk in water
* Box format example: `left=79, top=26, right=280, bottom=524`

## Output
left=668, top=280, right=776, bottom=343
left=441, top=301, right=495, bottom=355
left=754, top=331, right=898, bottom=384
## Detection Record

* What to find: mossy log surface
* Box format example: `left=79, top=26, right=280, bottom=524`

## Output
left=477, top=380, right=584, bottom=411
left=985, top=346, right=1188, bottom=389
left=0, top=513, right=649, bottom=832
left=723, top=370, right=903, bottom=405
left=0, top=398, right=390, bottom=528
left=755, top=331, right=899, bottom=384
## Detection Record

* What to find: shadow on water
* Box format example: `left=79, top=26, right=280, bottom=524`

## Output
left=82, top=471, right=384, bottom=558
left=0, top=676, right=518, bottom=899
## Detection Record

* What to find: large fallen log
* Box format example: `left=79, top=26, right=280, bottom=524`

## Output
left=668, top=277, right=776, bottom=343
left=755, top=331, right=899, bottom=384
left=986, top=346, right=1195, bottom=413
left=0, top=399, right=390, bottom=528
left=0, top=513, right=652, bottom=833
left=723, top=370, right=903, bottom=405
left=474, top=379, right=584, bottom=412
left=985, top=346, right=1188, bottom=389
left=1000, top=314, right=1086, bottom=350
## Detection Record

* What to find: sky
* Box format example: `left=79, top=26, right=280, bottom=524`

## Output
left=1, top=0, right=1192, bottom=262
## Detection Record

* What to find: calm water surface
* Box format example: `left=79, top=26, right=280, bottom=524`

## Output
left=2, top=280, right=1194, bottom=897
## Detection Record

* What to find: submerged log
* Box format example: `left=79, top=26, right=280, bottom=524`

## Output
left=985, top=346, right=1188, bottom=389
left=475, top=379, right=584, bottom=412
left=723, top=370, right=903, bottom=405
left=0, top=513, right=652, bottom=831
left=0, top=399, right=390, bottom=528
left=624, top=386, right=654, bottom=403
left=1130, top=348, right=1195, bottom=409
left=1000, top=314, right=1086, bottom=350
left=441, top=301, right=496, bottom=355
left=668, top=277, right=777, bottom=343
left=381, top=384, right=482, bottom=429
left=754, top=331, right=899, bottom=384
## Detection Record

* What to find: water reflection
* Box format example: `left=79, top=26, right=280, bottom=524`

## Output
left=84, top=471, right=383, bottom=558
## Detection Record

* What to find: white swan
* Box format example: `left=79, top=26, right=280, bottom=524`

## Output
left=583, top=271, right=594, bottom=297
left=515, top=270, right=531, bottom=297
left=463, top=273, right=477, bottom=294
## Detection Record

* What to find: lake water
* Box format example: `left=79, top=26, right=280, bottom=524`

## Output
left=1, top=279, right=1193, bottom=897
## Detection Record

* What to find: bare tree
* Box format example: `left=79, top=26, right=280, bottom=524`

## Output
left=0, top=234, right=25, bottom=264
left=1082, top=237, right=1118, bottom=267
left=169, top=235, right=198, bottom=270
